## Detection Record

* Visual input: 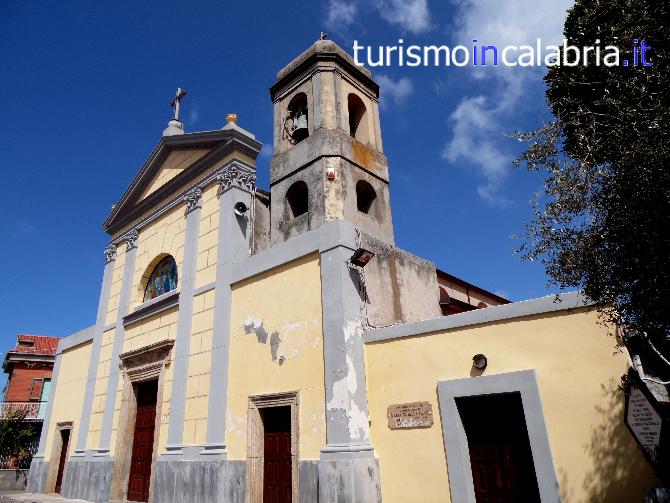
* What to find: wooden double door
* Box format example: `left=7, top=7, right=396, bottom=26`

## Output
left=262, top=406, right=292, bottom=503
left=457, top=392, right=541, bottom=503
left=127, top=380, right=158, bottom=502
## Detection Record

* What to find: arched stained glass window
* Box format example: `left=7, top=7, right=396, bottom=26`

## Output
left=143, top=256, right=178, bottom=302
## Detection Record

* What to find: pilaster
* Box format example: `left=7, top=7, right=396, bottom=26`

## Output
left=319, top=244, right=374, bottom=458
left=74, top=243, right=117, bottom=454
left=203, top=164, right=256, bottom=455
left=163, top=186, right=203, bottom=452
left=98, top=229, right=139, bottom=453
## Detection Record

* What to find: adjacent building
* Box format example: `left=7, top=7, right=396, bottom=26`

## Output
left=26, top=40, right=661, bottom=502
left=2, top=334, right=60, bottom=424
left=1, top=334, right=60, bottom=474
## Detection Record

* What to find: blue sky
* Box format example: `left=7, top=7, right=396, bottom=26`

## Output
left=0, top=0, right=574, bottom=386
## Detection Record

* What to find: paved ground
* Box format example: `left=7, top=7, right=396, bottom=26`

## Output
left=0, top=494, right=126, bottom=503
left=0, top=493, right=88, bottom=503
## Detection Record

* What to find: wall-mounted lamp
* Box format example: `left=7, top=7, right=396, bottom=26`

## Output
left=233, top=201, right=248, bottom=216
left=472, top=353, right=488, bottom=370
left=326, top=165, right=336, bottom=181
left=350, top=248, right=375, bottom=267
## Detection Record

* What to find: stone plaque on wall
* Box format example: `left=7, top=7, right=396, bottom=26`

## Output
left=626, top=385, right=662, bottom=460
left=387, top=401, right=434, bottom=429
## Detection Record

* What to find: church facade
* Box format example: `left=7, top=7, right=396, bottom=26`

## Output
left=26, top=40, right=659, bottom=502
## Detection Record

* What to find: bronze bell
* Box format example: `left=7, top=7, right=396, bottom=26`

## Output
left=292, top=108, right=308, bottom=141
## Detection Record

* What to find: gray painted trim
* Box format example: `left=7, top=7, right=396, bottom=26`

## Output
left=75, top=255, right=116, bottom=452
left=437, top=370, right=560, bottom=503
left=231, top=219, right=357, bottom=284
left=34, top=352, right=63, bottom=457
left=58, top=325, right=95, bottom=353
left=193, top=282, right=215, bottom=297
left=319, top=245, right=373, bottom=459
left=98, top=243, right=138, bottom=451
left=123, top=290, right=180, bottom=326
left=165, top=199, right=202, bottom=449
left=364, top=291, right=592, bottom=344
left=205, top=186, right=252, bottom=452
left=157, top=445, right=207, bottom=462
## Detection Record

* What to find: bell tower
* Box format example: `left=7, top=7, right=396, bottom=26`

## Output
left=269, top=39, right=394, bottom=245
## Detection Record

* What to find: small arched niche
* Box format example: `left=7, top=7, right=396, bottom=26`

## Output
left=348, top=93, right=369, bottom=144
left=142, top=255, right=178, bottom=302
left=356, top=180, right=377, bottom=214
left=287, top=92, right=309, bottom=143
left=286, top=181, right=308, bottom=218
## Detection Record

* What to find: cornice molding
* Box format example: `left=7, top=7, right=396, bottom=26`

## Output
left=123, top=290, right=180, bottom=327
left=109, top=159, right=256, bottom=242
left=103, top=129, right=262, bottom=235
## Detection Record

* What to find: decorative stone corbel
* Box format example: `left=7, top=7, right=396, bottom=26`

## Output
left=216, top=165, right=257, bottom=193
left=184, top=186, right=203, bottom=214
left=104, top=243, right=117, bottom=263
left=124, top=229, right=139, bottom=251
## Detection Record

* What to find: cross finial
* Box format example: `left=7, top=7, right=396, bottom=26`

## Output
left=320, top=32, right=328, bottom=40
left=169, top=87, right=187, bottom=122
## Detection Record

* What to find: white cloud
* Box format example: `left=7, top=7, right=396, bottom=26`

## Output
left=326, top=0, right=358, bottom=32
left=374, top=0, right=430, bottom=34
left=443, top=0, right=572, bottom=204
left=188, top=102, right=199, bottom=125
left=376, top=74, right=413, bottom=108
left=442, top=95, right=512, bottom=205
left=259, top=143, right=273, bottom=160
left=11, top=219, right=35, bottom=240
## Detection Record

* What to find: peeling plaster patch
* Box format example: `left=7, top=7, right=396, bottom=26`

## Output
left=343, top=318, right=362, bottom=342
left=348, top=400, right=370, bottom=441
left=227, top=408, right=235, bottom=432
left=270, top=331, right=281, bottom=360
left=326, top=353, right=369, bottom=440
left=283, top=321, right=302, bottom=332
left=243, top=316, right=268, bottom=343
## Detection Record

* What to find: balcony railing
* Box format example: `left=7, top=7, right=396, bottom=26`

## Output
left=0, top=401, right=46, bottom=420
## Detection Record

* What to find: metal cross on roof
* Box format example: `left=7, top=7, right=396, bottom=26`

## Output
left=169, top=87, right=187, bottom=122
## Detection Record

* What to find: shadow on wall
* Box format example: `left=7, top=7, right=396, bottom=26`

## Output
left=565, top=377, right=659, bottom=502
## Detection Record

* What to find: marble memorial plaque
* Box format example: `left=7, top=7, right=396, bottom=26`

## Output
left=626, top=385, right=662, bottom=459
left=387, top=401, right=434, bottom=429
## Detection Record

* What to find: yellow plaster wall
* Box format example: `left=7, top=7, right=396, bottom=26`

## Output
left=105, top=247, right=127, bottom=326
left=226, top=253, right=326, bottom=460
left=44, top=341, right=92, bottom=458
left=195, top=183, right=220, bottom=290
left=365, top=309, right=660, bottom=503
left=182, top=288, right=216, bottom=446
left=139, top=149, right=210, bottom=202
left=131, top=205, right=186, bottom=310
left=86, top=328, right=115, bottom=448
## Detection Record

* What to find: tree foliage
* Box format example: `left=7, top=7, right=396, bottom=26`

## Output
left=514, top=0, right=670, bottom=353
left=0, top=411, right=37, bottom=469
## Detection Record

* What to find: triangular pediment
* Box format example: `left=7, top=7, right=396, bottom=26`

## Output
left=103, top=128, right=261, bottom=236
left=137, top=148, right=211, bottom=202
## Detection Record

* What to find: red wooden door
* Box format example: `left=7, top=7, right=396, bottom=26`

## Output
left=127, top=380, right=158, bottom=502
left=457, top=393, right=540, bottom=503
left=54, top=428, right=70, bottom=494
left=262, top=406, right=292, bottom=503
